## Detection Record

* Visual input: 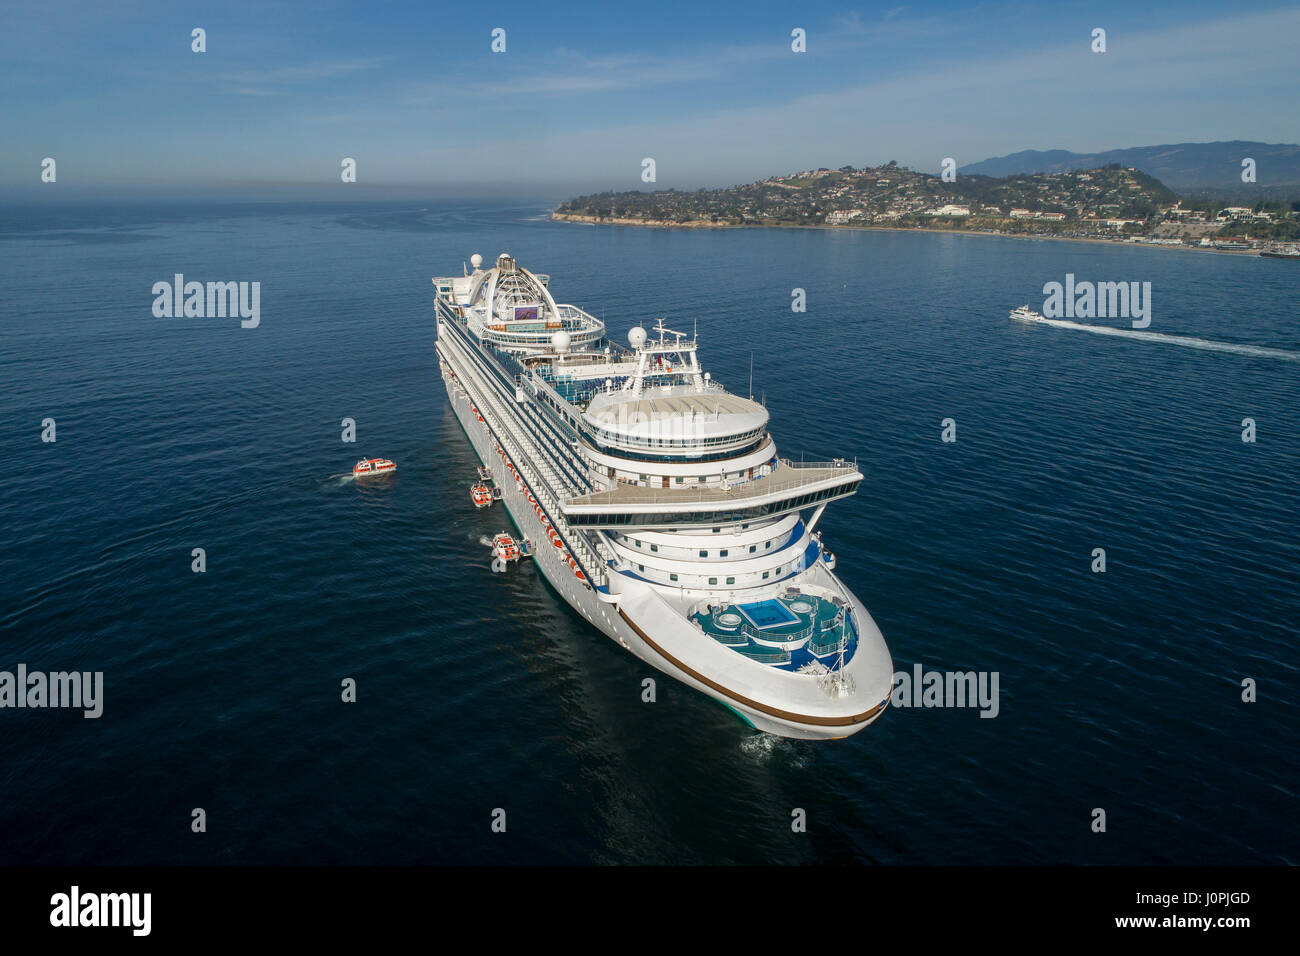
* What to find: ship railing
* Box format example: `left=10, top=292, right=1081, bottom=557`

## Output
left=779, top=457, right=858, bottom=470
left=464, top=355, right=605, bottom=586
left=512, top=380, right=591, bottom=490
left=738, top=619, right=813, bottom=644
left=737, top=647, right=792, bottom=665
left=807, top=631, right=847, bottom=656
left=528, top=371, right=602, bottom=439
left=565, top=460, right=859, bottom=508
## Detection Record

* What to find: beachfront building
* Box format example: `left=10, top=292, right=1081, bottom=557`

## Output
left=926, top=204, right=970, bottom=217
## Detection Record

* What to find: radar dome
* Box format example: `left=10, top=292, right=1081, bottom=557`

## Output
left=551, top=330, right=571, bottom=353
left=470, top=253, right=483, bottom=269
left=628, top=327, right=647, bottom=349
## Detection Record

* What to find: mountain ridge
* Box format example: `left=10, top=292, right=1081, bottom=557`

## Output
left=965, top=142, right=1300, bottom=197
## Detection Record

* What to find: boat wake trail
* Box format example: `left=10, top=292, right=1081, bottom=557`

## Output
left=1034, top=318, right=1300, bottom=362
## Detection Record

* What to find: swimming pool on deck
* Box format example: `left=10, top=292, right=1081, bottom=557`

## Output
left=690, top=592, right=859, bottom=668
left=736, top=600, right=800, bottom=629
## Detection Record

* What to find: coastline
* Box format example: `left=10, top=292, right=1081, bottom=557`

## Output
left=549, top=212, right=1262, bottom=256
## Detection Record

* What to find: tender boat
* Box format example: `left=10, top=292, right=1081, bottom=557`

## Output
left=470, top=482, right=493, bottom=508
left=1009, top=304, right=1046, bottom=323
left=491, top=533, right=521, bottom=563
left=353, top=457, right=396, bottom=476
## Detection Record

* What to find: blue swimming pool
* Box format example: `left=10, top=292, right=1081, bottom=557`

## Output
left=736, top=600, right=800, bottom=629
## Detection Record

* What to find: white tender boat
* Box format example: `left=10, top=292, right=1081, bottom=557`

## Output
left=1009, top=304, right=1046, bottom=323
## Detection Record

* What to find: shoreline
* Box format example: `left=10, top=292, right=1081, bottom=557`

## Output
left=549, top=212, right=1264, bottom=256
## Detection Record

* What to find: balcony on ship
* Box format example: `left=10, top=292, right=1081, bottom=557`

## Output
left=560, top=459, right=862, bottom=528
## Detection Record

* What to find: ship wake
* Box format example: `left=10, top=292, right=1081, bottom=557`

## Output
left=1033, top=318, right=1300, bottom=362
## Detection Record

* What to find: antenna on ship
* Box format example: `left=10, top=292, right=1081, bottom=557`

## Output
left=748, top=352, right=754, bottom=400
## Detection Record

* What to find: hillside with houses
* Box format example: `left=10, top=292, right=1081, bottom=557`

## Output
left=553, top=162, right=1300, bottom=249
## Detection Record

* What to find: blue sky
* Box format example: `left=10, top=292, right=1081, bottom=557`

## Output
left=3, top=0, right=1298, bottom=197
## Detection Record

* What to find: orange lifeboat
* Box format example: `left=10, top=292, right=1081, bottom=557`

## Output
left=492, top=533, right=521, bottom=563
left=353, top=457, right=396, bottom=476
left=470, top=483, right=492, bottom=508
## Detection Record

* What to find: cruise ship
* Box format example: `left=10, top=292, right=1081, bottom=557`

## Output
left=434, top=253, right=894, bottom=739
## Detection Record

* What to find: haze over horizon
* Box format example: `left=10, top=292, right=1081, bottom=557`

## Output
left=4, top=0, right=1299, bottom=198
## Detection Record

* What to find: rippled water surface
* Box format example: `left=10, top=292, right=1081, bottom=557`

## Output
left=1, top=201, right=1296, bottom=863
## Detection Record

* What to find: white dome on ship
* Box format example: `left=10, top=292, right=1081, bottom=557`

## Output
left=628, top=326, right=647, bottom=349
left=551, top=330, right=571, bottom=352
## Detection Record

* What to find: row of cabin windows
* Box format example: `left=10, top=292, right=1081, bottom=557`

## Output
left=697, top=541, right=773, bottom=557
left=609, top=463, right=773, bottom=487
left=625, top=538, right=778, bottom=559
left=663, top=568, right=783, bottom=585
left=627, top=474, right=753, bottom=484
left=596, top=428, right=765, bottom=450
left=629, top=524, right=758, bottom=553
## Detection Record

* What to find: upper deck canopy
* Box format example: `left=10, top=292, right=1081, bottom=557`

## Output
left=434, top=253, right=604, bottom=351
left=584, top=385, right=769, bottom=450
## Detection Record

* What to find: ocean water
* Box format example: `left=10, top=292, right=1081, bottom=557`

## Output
left=1, top=200, right=1296, bottom=864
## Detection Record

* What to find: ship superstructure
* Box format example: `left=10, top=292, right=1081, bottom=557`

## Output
left=434, top=252, right=893, bottom=738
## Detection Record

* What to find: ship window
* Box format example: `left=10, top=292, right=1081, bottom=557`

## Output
left=639, top=564, right=645, bottom=572
left=712, top=527, right=720, bottom=533
left=749, top=545, right=756, bottom=553
left=762, top=571, right=770, bottom=579
left=650, top=544, right=659, bottom=552
left=708, top=577, right=717, bottom=585
left=639, top=475, right=648, bottom=481
left=720, top=550, right=729, bottom=557
left=634, top=539, right=641, bottom=547
left=766, top=541, right=772, bottom=549
left=675, top=476, right=684, bottom=484
left=670, top=573, right=678, bottom=582
left=699, top=550, right=708, bottom=558
left=726, top=577, right=735, bottom=585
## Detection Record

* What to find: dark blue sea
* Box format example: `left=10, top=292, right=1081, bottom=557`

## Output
left=1, top=200, right=1297, bottom=864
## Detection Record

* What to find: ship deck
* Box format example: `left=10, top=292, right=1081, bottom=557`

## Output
left=564, top=461, right=860, bottom=509
left=690, top=591, right=857, bottom=665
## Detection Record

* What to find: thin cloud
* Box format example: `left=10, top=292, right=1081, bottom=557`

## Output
left=214, top=57, right=390, bottom=96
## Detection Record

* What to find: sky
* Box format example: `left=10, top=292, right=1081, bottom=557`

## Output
left=2, top=0, right=1298, bottom=199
